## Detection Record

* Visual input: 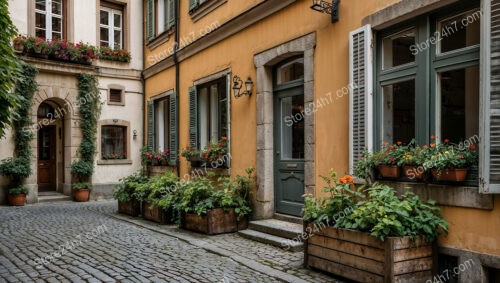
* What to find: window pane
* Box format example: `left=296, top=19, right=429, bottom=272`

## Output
left=382, top=80, right=415, bottom=144
left=100, top=10, right=109, bottom=25
left=100, top=28, right=109, bottom=43
left=100, top=40, right=109, bottom=47
left=114, top=30, right=122, bottom=49
left=218, top=88, right=228, bottom=139
left=114, top=14, right=122, bottom=28
left=277, top=58, right=304, bottom=85
left=101, top=126, right=126, bottom=158
left=438, top=10, right=481, bottom=54
left=52, top=17, right=62, bottom=32
left=52, top=32, right=62, bottom=40
left=36, top=12, right=46, bottom=29
left=35, top=0, right=46, bottom=11
left=382, top=29, right=416, bottom=69
left=440, top=66, right=479, bottom=143
left=199, top=87, right=210, bottom=149
left=281, top=95, right=305, bottom=159
left=52, top=0, right=62, bottom=15
left=154, top=98, right=170, bottom=152
left=36, top=29, right=46, bottom=39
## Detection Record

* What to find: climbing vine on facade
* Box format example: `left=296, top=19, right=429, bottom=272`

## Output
left=71, top=74, right=101, bottom=182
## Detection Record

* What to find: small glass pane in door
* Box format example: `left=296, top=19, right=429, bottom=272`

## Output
left=281, top=94, right=305, bottom=159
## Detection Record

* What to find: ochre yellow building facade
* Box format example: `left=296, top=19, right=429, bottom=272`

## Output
left=143, top=0, right=500, bottom=276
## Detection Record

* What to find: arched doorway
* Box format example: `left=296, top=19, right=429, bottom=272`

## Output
left=37, top=101, right=65, bottom=192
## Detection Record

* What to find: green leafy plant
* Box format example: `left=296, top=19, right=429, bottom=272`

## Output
left=425, top=137, right=478, bottom=170
left=141, top=146, right=154, bottom=165
left=143, top=172, right=178, bottom=207
left=113, top=172, right=149, bottom=202
left=180, top=146, right=200, bottom=160
left=70, top=160, right=94, bottom=182
left=72, top=182, right=92, bottom=191
left=201, top=136, right=228, bottom=163
left=99, top=45, right=131, bottom=63
left=8, top=185, right=29, bottom=195
left=0, top=157, right=32, bottom=182
left=354, top=150, right=376, bottom=183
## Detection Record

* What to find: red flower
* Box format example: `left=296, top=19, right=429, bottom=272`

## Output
left=444, top=139, right=450, bottom=143
left=469, top=145, right=476, bottom=150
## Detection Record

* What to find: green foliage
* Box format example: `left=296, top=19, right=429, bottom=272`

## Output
left=0, top=157, right=32, bottom=182
left=0, top=0, right=21, bottom=138
left=70, top=160, right=94, bottom=181
left=72, top=182, right=92, bottom=191
left=113, top=172, right=149, bottom=202
left=334, top=183, right=448, bottom=242
left=72, top=74, right=101, bottom=182
left=303, top=171, right=362, bottom=224
left=8, top=185, right=29, bottom=195
left=139, top=172, right=178, bottom=206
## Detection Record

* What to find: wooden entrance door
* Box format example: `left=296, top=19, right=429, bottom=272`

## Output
left=38, top=126, right=56, bottom=191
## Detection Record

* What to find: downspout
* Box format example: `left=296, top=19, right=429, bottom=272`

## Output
left=174, top=0, right=180, bottom=178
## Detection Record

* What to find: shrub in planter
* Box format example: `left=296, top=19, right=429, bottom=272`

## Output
left=114, top=172, right=148, bottom=216
left=0, top=157, right=32, bottom=181
left=304, top=177, right=448, bottom=283
left=426, top=138, right=478, bottom=182
left=99, top=46, right=131, bottom=63
left=138, top=172, right=178, bottom=224
left=7, top=186, right=29, bottom=206
left=175, top=168, right=254, bottom=235
left=397, top=141, right=428, bottom=180
left=72, top=182, right=92, bottom=202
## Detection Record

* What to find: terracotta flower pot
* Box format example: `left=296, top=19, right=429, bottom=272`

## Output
left=432, top=168, right=468, bottom=182
left=378, top=165, right=401, bottom=178
left=14, top=44, right=24, bottom=52
left=8, top=194, right=26, bottom=206
left=73, top=189, right=90, bottom=202
left=403, top=165, right=426, bottom=180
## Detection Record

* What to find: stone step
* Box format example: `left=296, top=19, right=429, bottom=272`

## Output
left=238, top=229, right=303, bottom=252
left=249, top=219, right=303, bottom=239
left=273, top=213, right=303, bottom=225
left=38, top=193, right=72, bottom=203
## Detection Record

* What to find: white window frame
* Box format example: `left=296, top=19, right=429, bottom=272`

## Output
left=35, top=0, right=63, bottom=40
left=100, top=7, right=123, bottom=49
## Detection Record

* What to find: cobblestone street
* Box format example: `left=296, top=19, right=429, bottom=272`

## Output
left=0, top=201, right=338, bottom=283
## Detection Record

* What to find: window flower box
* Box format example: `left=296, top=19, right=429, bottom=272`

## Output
left=431, top=168, right=468, bottom=182
left=378, top=165, right=400, bottom=179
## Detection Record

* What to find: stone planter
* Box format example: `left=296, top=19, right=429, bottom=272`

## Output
left=378, top=165, right=401, bottom=179
left=182, top=208, right=248, bottom=235
left=305, top=225, right=435, bottom=283
left=8, top=194, right=26, bottom=206
left=431, top=168, right=468, bottom=182
left=118, top=199, right=141, bottom=217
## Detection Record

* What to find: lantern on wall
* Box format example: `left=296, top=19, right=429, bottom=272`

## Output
left=310, top=0, right=339, bottom=23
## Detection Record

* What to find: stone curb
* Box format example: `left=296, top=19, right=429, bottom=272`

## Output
left=110, top=213, right=310, bottom=283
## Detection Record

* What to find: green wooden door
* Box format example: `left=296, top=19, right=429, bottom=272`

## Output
left=274, top=84, right=305, bottom=216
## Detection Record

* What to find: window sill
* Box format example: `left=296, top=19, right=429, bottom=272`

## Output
left=189, top=0, right=227, bottom=22
left=189, top=166, right=230, bottom=177
left=97, top=159, right=133, bottom=165
left=379, top=180, right=494, bottom=210
left=147, top=29, right=174, bottom=51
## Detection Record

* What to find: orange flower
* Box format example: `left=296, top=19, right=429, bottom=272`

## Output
left=431, top=135, right=436, bottom=139
left=221, top=136, right=227, bottom=141
left=339, top=177, right=347, bottom=184
left=396, top=141, right=402, bottom=146
left=389, top=145, right=395, bottom=150
left=430, top=143, right=436, bottom=148
left=383, top=142, right=389, bottom=146
left=423, top=145, right=428, bottom=149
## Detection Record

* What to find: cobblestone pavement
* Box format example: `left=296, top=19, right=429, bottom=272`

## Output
left=0, top=201, right=341, bottom=283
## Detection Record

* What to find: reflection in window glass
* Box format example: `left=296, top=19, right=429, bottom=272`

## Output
left=197, top=79, right=228, bottom=149
left=277, top=58, right=304, bottom=85
left=438, top=10, right=480, bottom=54
left=382, top=80, right=415, bottom=144
left=101, top=126, right=126, bottom=159
left=440, top=66, right=479, bottom=143
left=281, top=95, right=305, bottom=159
left=382, top=29, right=416, bottom=69
left=154, top=97, right=170, bottom=152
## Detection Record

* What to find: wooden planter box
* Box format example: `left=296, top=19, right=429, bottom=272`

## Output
left=182, top=208, right=248, bottom=235
left=118, top=199, right=141, bottom=217
left=378, top=165, right=401, bottom=179
left=431, top=168, right=468, bottom=182
left=142, top=201, right=174, bottom=224
left=305, top=225, right=435, bottom=283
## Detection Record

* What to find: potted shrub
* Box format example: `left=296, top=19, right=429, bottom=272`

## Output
left=304, top=174, right=448, bottom=283
left=176, top=168, right=254, bottom=235
left=13, top=35, right=26, bottom=53
left=136, top=172, right=178, bottom=224
left=114, top=172, right=148, bottom=216
left=428, top=138, right=478, bottom=182
left=99, top=46, right=131, bottom=63
left=374, top=142, right=404, bottom=178
left=200, top=137, right=228, bottom=168
left=180, top=146, right=202, bottom=166
left=72, top=182, right=92, bottom=202
left=398, top=141, right=427, bottom=180
left=70, top=160, right=93, bottom=202
left=7, top=186, right=29, bottom=206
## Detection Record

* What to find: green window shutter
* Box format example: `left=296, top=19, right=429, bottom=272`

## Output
left=169, top=93, right=178, bottom=166
left=189, top=0, right=198, bottom=12
left=189, top=86, right=199, bottom=149
left=147, top=100, right=155, bottom=150
left=167, top=0, right=175, bottom=29
left=146, top=0, right=155, bottom=41
left=480, top=0, right=500, bottom=193
left=349, top=25, right=373, bottom=177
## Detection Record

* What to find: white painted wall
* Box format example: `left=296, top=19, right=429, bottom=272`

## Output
left=8, top=0, right=28, bottom=35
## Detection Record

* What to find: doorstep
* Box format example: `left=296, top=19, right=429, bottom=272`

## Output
left=37, top=192, right=72, bottom=203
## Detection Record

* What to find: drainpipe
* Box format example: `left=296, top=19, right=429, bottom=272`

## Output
left=174, top=0, right=180, bottom=178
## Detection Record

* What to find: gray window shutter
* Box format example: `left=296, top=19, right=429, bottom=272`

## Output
left=189, top=87, right=198, bottom=149
left=349, top=25, right=373, bottom=176
left=147, top=0, right=155, bottom=41
left=480, top=0, right=500, bottom=193
left=189, top=0, right=198, bottom=12
left=147, top=100, right=155, bottom=149
left=167, top=0, right=175, bottom=29
left=169, top=93, right=178, bottom=166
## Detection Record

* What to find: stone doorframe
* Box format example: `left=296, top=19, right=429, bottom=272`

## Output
left=253, top=33, right=316, bottom=219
